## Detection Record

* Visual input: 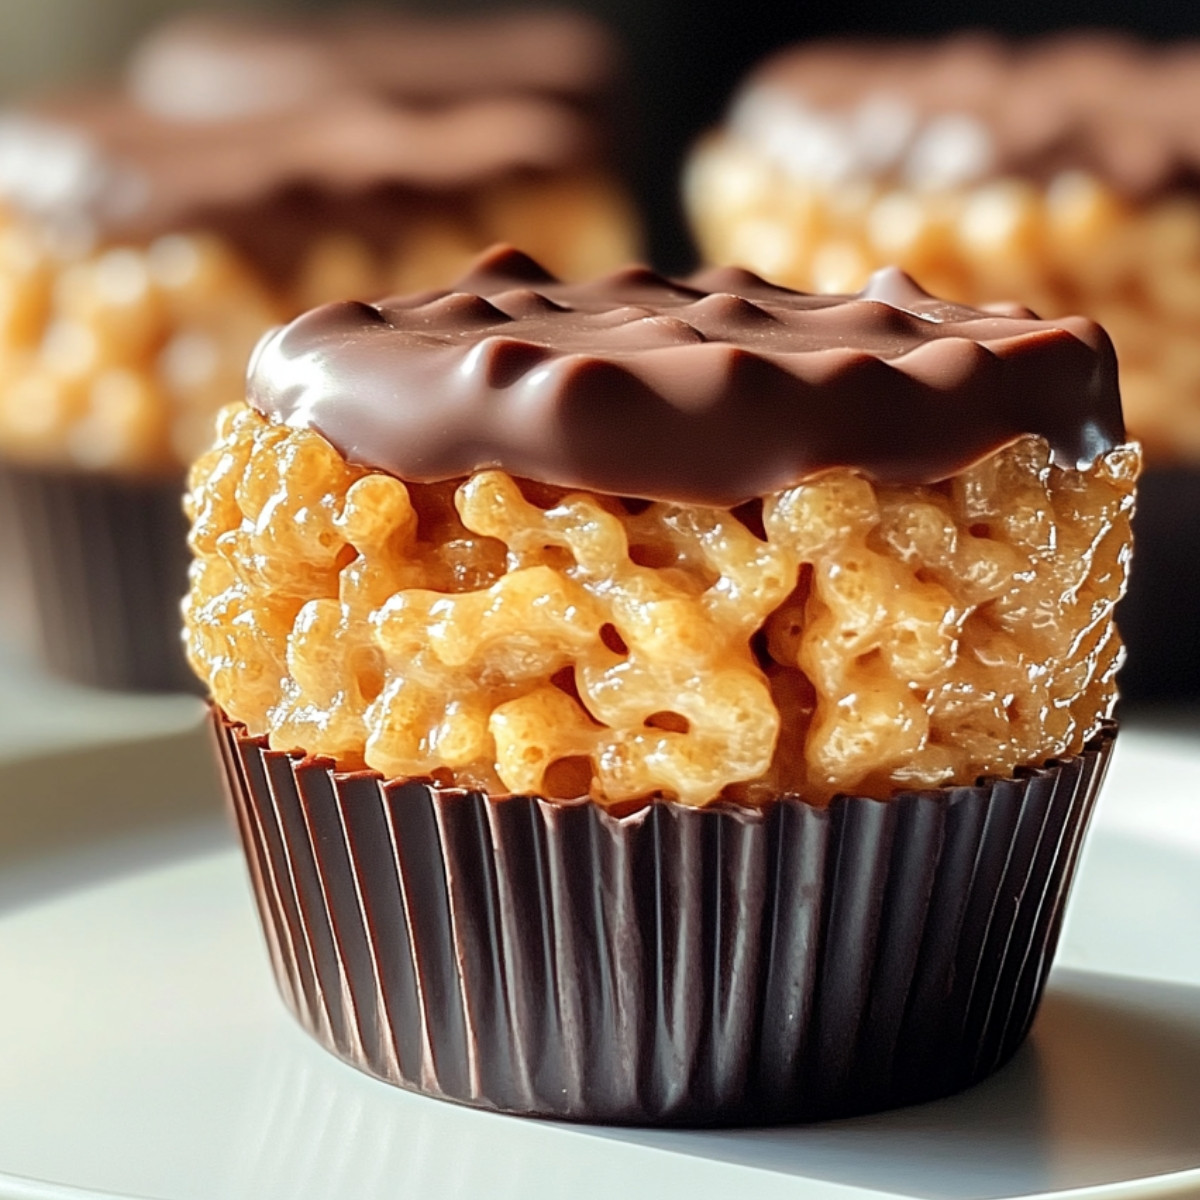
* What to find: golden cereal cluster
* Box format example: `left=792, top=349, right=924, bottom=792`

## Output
left=0, top=175, right=636, bottom=474
left=185, top=404, right=1137, bottom=808
left=687, top=137, right=1200, bottom=462
left=0, top=217, right=280, bottom=474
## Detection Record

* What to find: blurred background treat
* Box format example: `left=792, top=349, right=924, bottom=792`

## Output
left=0, top=3, right=639, bottom=691
left=684, top=28, right=1200, bottom=704
left=3, top=0, right=1198, bottom=274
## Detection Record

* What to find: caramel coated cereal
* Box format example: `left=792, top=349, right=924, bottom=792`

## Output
left=186, top=404, right=1136, bottom=807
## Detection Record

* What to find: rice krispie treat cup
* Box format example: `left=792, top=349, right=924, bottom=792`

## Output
left=684, top=33, right=1200, bottom=699
left=190, top=246, right=1136, bottom=1124
left=0, top=9, right=639, bottom=690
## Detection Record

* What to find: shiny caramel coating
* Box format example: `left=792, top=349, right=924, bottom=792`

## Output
left=0, top=173, right=638, bottom=475
left=185, top=404, right=1137, bottom=808
left=686, top=136, right=1200, bottom=463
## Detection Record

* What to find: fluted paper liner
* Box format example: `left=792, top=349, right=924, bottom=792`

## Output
left=213, top=709, right=1115, bottom=1125
left=0, top=461, right=195, bottom=691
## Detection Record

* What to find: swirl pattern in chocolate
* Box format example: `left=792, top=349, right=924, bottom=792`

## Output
left=248, top=246, right=1123, bottom=506
left=731, top=32, right=1200, bottom=198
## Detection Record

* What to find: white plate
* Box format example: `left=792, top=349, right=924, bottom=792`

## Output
left=0, top=722, right=1198, bottom=1200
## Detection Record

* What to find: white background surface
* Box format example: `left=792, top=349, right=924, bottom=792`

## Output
left=0, top=664, right=1198, bottom=1200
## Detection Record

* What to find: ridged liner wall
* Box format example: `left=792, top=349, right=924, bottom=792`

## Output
left=0, top=462, right=195, bottom=691
left=213, top=709, right=1114, bottom=1126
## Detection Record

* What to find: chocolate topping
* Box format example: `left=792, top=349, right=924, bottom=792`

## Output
left=248, top=246, right=1124, bottom=506
left=729, top=32, right=1200, bottom=198
left=0, top=11, right=613, bottom=272
left=127, top=9, right=619, bottom=120
left=0, top=94, right=591, bottom=232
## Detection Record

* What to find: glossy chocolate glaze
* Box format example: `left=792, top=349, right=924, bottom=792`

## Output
left=248, top=246, right=1124, bottom=506
left=0, top=11, right=612, bottom=278
left=729, top=32, right=1200, bottom=198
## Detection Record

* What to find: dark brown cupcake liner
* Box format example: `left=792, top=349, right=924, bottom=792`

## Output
left=212, top=707, right=1115, bottom=1126
left=1117, top=465, right=1200, bottom=703
left=0, top=459, right=196, bottom=692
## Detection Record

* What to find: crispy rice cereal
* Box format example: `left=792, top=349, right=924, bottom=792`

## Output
left=186, top=405, right=1137, bottom=808
left=686, top=145, right=1200, bottom=461
left=0, top=174, right=635, bottom=475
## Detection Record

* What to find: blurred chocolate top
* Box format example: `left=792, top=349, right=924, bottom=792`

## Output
left=0, top=9, right=614, bottom=272
left=126, top=9, right=619, bottom=120
left=727, top=32, right=1200, bottom=198
left=248, top=246, right=1124, bottom=505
